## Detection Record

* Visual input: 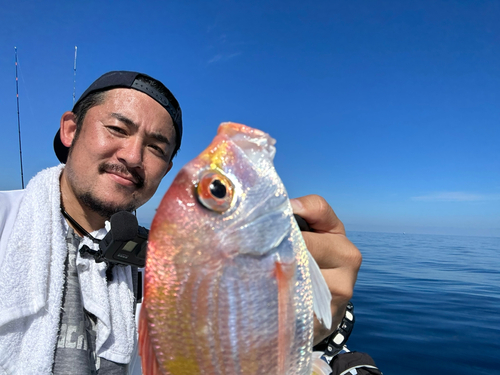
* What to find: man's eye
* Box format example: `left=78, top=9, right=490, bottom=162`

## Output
left=107, top=126, right=127, bottom=135
left=149, top=144, right=166, bottom=155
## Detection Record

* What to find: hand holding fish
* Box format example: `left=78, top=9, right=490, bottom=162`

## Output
left=290, top=195, right=362, bottom=345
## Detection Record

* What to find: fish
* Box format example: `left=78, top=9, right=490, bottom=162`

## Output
left=139, top=122, right=332, bottom=375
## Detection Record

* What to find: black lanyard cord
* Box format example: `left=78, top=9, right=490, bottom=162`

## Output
left=61, top=208, right=100, bottom=244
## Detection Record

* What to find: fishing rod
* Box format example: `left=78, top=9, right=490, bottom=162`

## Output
left=14, top=46, right=78, bottom=189
left=14, top=47, right=24, bottom=189
left=73, top=46, right=77, bottom=105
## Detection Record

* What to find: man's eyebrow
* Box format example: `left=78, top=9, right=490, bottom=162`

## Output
left=111, top=112, right=138, bottom=130
left=150, top=132, right=171, bottom=145
left=110, top=112, right=171, bottom=145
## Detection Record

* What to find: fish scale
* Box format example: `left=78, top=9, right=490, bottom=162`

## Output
left=139, top=122, right=329, bottom=375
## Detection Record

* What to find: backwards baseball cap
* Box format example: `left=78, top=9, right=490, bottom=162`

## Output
left=53, top=70, right=182, bottom=163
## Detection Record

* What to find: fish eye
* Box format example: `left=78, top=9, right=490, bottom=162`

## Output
left=196, top=171, right=234, bottom=212
left=209, top=179, right=227, bottom=199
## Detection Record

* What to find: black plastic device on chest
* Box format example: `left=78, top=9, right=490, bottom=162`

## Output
left=61, top=209, right=148, bottom=268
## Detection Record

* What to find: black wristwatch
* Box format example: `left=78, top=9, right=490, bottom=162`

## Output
left=314, top=301, right=355, bottom=358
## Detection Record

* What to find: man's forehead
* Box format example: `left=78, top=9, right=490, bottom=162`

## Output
left=100, top=89, right=174, bottom=124
left=104, top=88, right=170, bottom=108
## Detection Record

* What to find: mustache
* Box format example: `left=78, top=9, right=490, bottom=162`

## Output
left=98, top=162, right=144, bottom=188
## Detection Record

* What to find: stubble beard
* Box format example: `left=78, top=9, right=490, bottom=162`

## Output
left=67, top=161, right=144, bottom=219
left=78, top=191, right=138, bottom=219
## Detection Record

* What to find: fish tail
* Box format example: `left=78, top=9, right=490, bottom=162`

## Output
left=139, top=302, right=162, bottom=375
left=275, top=260, right=294, bottom=375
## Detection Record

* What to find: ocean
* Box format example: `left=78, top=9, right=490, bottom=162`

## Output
left=344, top=231, right=500, bottom=375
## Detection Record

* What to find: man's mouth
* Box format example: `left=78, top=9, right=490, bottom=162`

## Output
left=98, top=162, right=144, bottom=188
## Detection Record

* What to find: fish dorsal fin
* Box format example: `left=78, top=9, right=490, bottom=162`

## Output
left=307, top=250, right=332, bottom=330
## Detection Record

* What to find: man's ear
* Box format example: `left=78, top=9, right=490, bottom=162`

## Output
left=163, top=161, right=173, bottom=177
left=60, top=111, right=78, bottom=147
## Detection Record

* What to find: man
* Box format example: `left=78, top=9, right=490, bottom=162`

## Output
left=0, top=71, right=361, bottom=374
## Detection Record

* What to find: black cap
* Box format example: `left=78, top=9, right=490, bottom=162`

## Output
left=54, top=71, right=182, bottom=163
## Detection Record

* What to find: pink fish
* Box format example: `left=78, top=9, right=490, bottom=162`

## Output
left=139, top=123, right=331, bottom=375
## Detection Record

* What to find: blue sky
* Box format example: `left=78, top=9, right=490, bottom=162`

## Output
left=1, top=0, right=498, bottom=237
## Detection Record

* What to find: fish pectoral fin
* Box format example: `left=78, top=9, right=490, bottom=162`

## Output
left=307, top=250, right=333, bottom=330
left=274, top=258, right=295, bottom=286
left=274, top=260, right=295, bottom=374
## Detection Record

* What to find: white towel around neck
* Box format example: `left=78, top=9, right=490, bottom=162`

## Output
left=0, top=165, right=136, bottom=374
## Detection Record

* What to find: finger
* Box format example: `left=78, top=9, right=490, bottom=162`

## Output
left=290, top=195, right=345, bottom=234
left=301, top=231, right=362, bottom=270
left=322, top=266, right=360, bottom=298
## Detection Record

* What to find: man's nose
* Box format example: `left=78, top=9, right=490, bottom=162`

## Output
left=117, top=138, right=143, bottom=168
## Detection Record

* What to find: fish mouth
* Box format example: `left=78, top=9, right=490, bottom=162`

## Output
left=218, top=122, right=276, bottom=165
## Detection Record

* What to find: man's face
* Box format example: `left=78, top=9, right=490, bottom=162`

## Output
left=63, top=88, right=176, bottom=217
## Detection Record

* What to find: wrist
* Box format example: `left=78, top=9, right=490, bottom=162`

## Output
left=313, top=301, right=355, bottom=357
